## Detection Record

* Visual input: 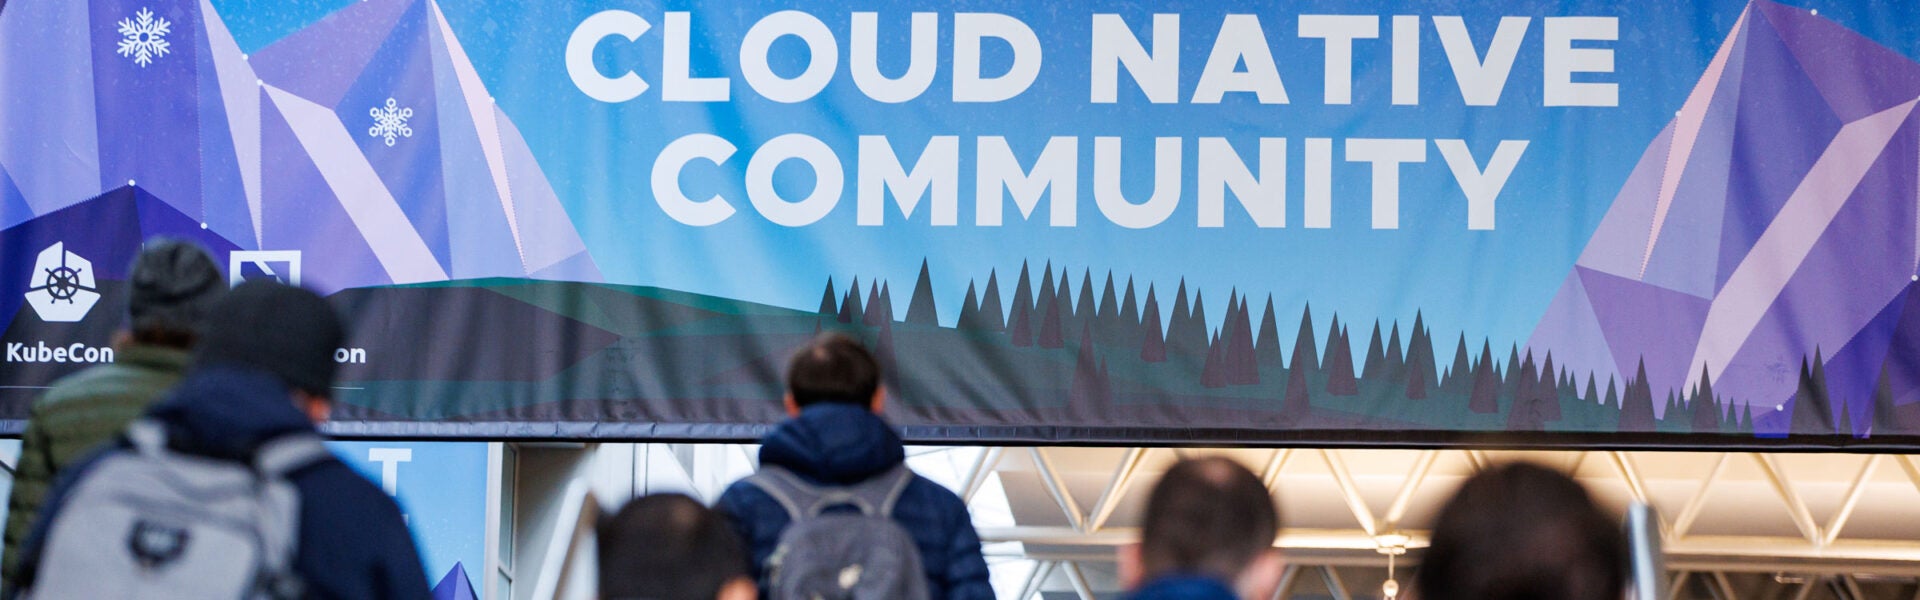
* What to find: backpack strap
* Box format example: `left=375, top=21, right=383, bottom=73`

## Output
left=123, top=418, right=169, bottom=457
left=744, top=464, right=917, bottom=519
left=252, top=433, right=331, bottom=478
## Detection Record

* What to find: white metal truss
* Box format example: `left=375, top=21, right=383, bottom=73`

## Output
left=595, top=442, right=1920, bottom=599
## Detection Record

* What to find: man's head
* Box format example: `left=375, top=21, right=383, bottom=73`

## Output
left=194, top=280, right=346, bottom=423
left=1416, top=462, right=1625, bottom=600
left=783, top=333, right=884, bottom=414
left=598, top=493, right=755, bottom=600
left=1121, top=456, right=1284, bottom=598
left=124, top=238, right=224, bottom=349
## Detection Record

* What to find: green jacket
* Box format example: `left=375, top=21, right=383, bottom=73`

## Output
left=1, top=345, right=191, bottom=583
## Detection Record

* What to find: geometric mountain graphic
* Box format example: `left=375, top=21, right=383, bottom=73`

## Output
left=1529, top=0, right=1920, bottom=421
left=0, top=0, right=598, bottom=294
left=431, top=562, right=478, bottom=600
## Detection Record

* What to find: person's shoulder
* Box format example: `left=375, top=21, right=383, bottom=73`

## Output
left=899, top=471, right=971, bottom=515
left=291, top=459, right=407, bottom=521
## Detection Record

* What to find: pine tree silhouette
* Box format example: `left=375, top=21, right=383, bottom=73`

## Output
left=1056, top=271, right=1078, bottom=345
left=1508, top=352, right=1544, bottom=431
left=1185, top=291, right=1210, bottom=359
left=1139, top=285, right=1165, bottom=362
left=1504, top=345, right=1523, bottom=399
left=1070, top=320, right=1112, bottom=409
left=1327, top=323, right=1358, bottom=396
left=1584, top=374, right=1599, bottom=405
left=1324, top=315, right=1344, bottom=382
left=1872, top=361, right=1914, bottom=435
left=1536, top=352, right=1561, bottom=421
left=1120, top=278, right=1142, bottom=341
left=1837, top=396, right=1855, bottom=437
left=875, top=282, right=894, bottom=324
left=1255, top=296, right=1283, bottom=371
left=1363, top=321, right=1387, bottom=381
left=978, top=271, right=1005, bottom=332
left=1405, top=313, right=1436, bottom=400
left=1604, top=377, right=1620, bottom=411
left=1690, top=365, right=1721, bottom=433
left=1226, top=296, right=1258, bottom=385
left=1039, top=275, right=1066, bottom=349
left=1008, top=262, right=1035, bottom=346
left=1386, top=323, right=1405, bottom=382
left=1076, top=270, right=1098, bottom=341
left=1740, top=404, right=1753, bottom=433
left=819, top=277, right=838, bottom=315
left=1469, top=340, right=1500, bottom=414
left=1292, top=305, right=1319, bottom=372
left=1283, top=336, right=1314, bottom=422
left=1619, top=359, right=1656, bottom=432
left=1097, top=272, right=1120, bottom=344
left=1790, top=353, right=1830, bottom=436
left=1201, top=330, right=1226, bottom=388
left=906, top=261, right=939, bottom=326
left=1446, top=334, right=1473, bottom=395
left=840, top=278, right=863, bottom=324
left=862, top=281, right=885, bottom=326
left=958, top=280, right=980, bottom=330
left=1035, top=262, right=1057, bottom=322
left=1725, top=400, right=1739, bottom=431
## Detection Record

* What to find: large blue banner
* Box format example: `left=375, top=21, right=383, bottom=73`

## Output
left=4, top=0, right=1919, bottom=447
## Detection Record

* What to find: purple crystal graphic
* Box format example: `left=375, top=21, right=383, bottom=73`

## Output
left=1530, top=0, right=1920, bottom=427
left=0, top=0, right=600, bottom=296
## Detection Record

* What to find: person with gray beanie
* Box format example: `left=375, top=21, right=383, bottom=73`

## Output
left=1, top=237, right=224, bottom=583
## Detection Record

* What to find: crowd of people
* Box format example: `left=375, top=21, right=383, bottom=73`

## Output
left=0, top=238, right=1635, bottom=599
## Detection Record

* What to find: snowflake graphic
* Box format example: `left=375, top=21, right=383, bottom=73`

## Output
left=368, top=98, right=414, bottom=147
left=115, top=8, right=172, bottom=68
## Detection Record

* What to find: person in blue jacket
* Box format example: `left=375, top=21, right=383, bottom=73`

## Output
left=715, top=333, right=994, bottom=600
left=7, top=280, right=429, bottom=600
left=1119, top=457, right=1286, bottom=600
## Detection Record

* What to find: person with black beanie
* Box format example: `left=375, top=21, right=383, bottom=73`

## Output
left=5, top=280, right=430, bottom=600
left=1, top=237, right=225, bottom=583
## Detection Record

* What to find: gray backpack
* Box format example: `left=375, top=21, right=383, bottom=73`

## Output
left=21, top=419, right=330, bottom=599
left=744, top=464, right=930, bottom=600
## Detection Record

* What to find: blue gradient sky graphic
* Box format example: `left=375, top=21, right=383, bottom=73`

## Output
left=212, top=0, right=1920, bottom=355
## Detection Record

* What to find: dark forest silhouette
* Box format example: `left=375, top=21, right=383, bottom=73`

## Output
left=811, top=259, right=1893, bottom=438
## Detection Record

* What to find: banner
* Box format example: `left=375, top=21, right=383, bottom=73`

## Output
left=4, top=0, right=1919, bottom=447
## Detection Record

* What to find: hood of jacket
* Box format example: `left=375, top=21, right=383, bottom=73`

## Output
left=143, top=365, right=318, bottom=461
left=758, top=403, right=905, bottom=486
left=1129, top=575, right=1239, bottom=600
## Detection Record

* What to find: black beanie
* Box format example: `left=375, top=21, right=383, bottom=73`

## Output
left=195, top=280, right=346, bottom=397
left=128, top=238, right=225, bottom=337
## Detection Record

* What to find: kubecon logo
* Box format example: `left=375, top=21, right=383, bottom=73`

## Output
left=25, top=242, right=101, bottom=322
left=6, top=341, right=114, bottom=364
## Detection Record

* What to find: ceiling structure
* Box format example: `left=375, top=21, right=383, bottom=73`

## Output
left=630, top=443, right=1920, bottom=599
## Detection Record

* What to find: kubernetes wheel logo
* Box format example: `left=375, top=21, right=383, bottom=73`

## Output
left=25, top=242, right=101, bottom=322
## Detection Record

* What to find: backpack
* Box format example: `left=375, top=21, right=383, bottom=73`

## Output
left=20, top=418, right=331, bottom=599
left=744, top=464, right=930, bottom=600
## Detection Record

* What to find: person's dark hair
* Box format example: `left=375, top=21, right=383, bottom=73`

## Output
left=193, top=280, right=345, bottom=397
left=1139, top=456, right=1280, bottom=583
left=126, top=238, right=224, bottom=349
left=1417, top=462, right=1625, bottom=600
left=786, top=333, right=880, bottom=408
left=598, top=493, right=749, bottom=600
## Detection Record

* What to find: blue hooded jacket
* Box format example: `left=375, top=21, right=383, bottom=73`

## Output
left=715, top=403, right=994, bottom=600
left=8, top=366, right=429, bottom=600
left=1129, top=575, right=1239, bottom=600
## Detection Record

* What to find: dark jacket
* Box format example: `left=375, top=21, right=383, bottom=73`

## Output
left=2, top=345, right=191, bottom=584
left=6, top=366, right=430, bottom=600
left=716, top=403, right=994, bottom=600
left=1129, top=575, right=1239, bottom=600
